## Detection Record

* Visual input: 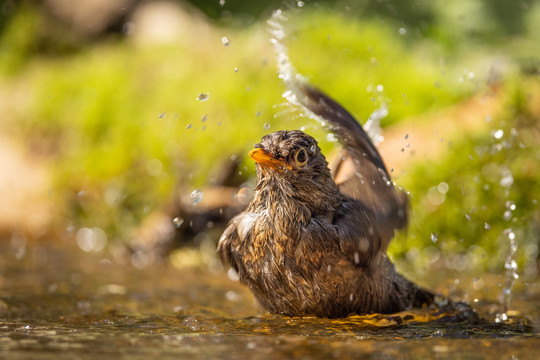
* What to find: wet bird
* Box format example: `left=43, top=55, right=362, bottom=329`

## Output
left=218, top=83, right=433, bottom=318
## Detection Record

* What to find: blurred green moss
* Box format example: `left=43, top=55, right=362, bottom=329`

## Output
left=391, top=78, right=540, bottom=275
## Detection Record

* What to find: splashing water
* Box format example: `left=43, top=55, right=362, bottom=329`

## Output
left=172, top=217, right=184, bottom=229
left=268, top=7, right=388, bottom=145
left=191, top=189, right=203, bottom=204
left=197, top=93, right=209, bottom=101
left=364, top=103, right=388, bottom=146
left=495, top=228, right=519, bottom=323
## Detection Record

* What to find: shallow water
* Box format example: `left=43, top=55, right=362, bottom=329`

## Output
left=0, top=241, right=538, bottom=359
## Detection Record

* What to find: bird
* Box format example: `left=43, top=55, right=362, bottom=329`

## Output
left=217, top=83, right=433, bottom=318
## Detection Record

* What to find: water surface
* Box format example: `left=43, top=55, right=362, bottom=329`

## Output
left=0, top=241, right=538, bottom=359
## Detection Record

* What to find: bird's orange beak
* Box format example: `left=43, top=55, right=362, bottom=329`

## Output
left=249, top=148, right=288, bottom=169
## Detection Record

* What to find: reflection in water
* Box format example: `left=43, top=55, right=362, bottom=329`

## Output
left=0, top=242, right=537, bottom=359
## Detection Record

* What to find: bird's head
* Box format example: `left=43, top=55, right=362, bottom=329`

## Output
left=248, top=130, right=341, bottom=217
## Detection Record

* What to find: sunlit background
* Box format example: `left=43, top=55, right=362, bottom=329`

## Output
left=0, top=0, right=539, bottom=322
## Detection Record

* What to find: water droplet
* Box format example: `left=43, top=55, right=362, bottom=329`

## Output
left=484, top=222, right=491, bottom=230
left=430, top=233, right=438, bottom=243
left=234, top=67, right=239, bottom=72
left=465, top=213, right=471, bottom=221
left=437, top=182, right=449, bottom=194
left=191, top=189, right=203, bottom=204
left=236, top=187, right=253, bottom=205
left=219, top=0, right=225, bottom=6
left=186, top=124, right=193, bottom=129
left=495, top=312, right=508, bottom=323
left=263, top=122, right=270, bottom=130
left=404, top=134, right=409, bottom=139
left=255, top=111, right=261, bottom=117
left=326, top=133, right=338, bottom=142
left=158, top=113, right=166, bottom=119
left=493, top=129, right=504, bottom=139
left=227, top=268, right=240, bottom=281
left=201, top=114, right=207, bottom=122
left=297, top=1, right=304, bottom=7
left=505, top=201, right=516, bottom=211
left=398, top=27, right=407, bottom=35
left=376, top=84, right=384, bottom=92
left=221, top=36, right=230, bottom=46
left=225, top=291, right=238, bottom=301
left=427, top=186, right=446, bottom=205
left=196, top=93, right=209, bottom=101
left=172, top=217, right=184, bottom=229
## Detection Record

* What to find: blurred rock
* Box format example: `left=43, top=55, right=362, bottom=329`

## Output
left=128, top=0, right=212, bottom=46
left=128, top=156, right=251, bottom=266
left=44, top=0, right=136, bottom=38
left=0, top=136, right=53, bottom=239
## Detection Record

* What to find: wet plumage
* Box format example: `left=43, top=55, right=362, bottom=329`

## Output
left=218, top=83, right=433, bottom=318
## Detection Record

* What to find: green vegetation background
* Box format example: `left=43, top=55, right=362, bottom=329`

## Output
left=0, top=0, right=538, bottom=276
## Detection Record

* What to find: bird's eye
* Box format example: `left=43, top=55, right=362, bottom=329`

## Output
left=294, top=148, right=308, bottom=166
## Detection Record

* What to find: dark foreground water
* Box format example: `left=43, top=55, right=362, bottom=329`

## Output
left=0, top=240, right=538, bottom=359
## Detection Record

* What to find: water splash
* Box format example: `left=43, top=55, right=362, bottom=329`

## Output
left=196, top=93, right=209, bottom=101
left=364, top=104, right=388, bottom=146
left=268, top=7, right=388, bottom=145
left=172, top=217, right=184, bottom=229
left=495, top=228, right=519, bottom=323
left=191, top=189, right=203, bottom=204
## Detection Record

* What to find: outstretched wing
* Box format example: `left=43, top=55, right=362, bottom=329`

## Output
left=293, top=83, right=408, bottom=240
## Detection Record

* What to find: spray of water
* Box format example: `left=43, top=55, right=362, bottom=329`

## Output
left=267, top=7, right=388, bottom=144
left=495, top=228, right=519, bottom=322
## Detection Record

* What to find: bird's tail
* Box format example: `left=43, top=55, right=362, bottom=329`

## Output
left=389, top=273, right=434, bottom=312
